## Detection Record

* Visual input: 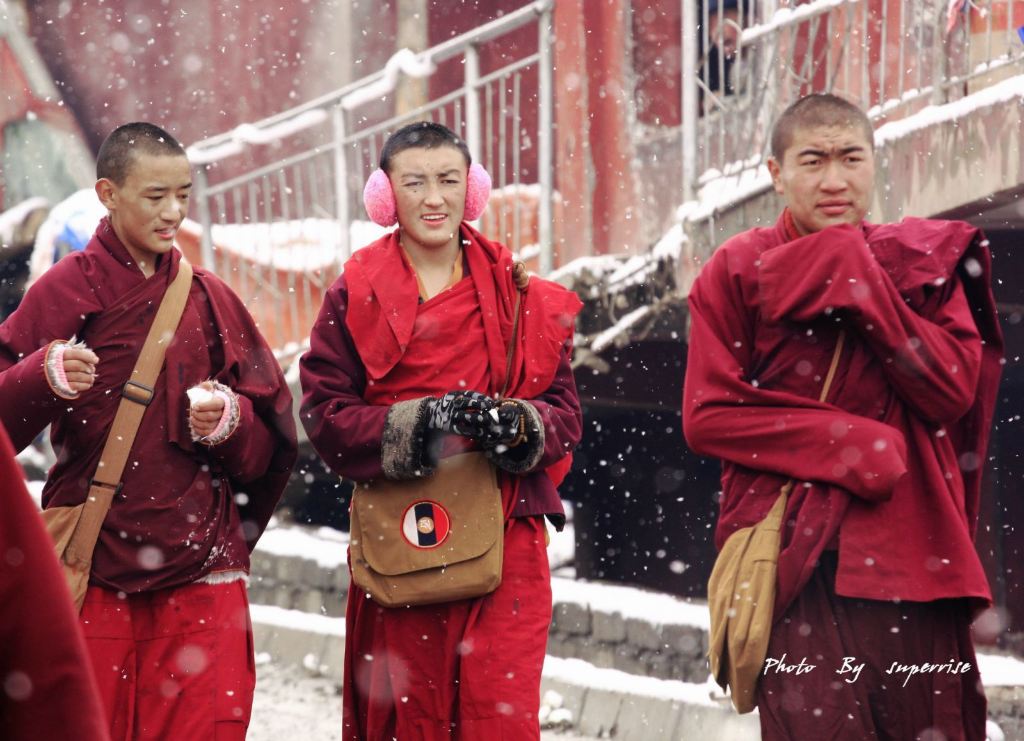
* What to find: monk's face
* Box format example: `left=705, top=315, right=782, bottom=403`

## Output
left=96, top=152, right=191, bottom=272
left=767, top=123, right=875, bottom=236
left=388, top=145, right=468, bottom=253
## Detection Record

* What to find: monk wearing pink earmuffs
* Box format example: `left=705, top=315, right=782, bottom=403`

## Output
left=299, top=121, right=583, bottom=739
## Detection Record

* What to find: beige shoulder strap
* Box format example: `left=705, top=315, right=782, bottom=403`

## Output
left=819, top=330, right=846, bottom=403
left=64, top=258, right=193, bottom=570
left=776, top=329, right=847, bottom=504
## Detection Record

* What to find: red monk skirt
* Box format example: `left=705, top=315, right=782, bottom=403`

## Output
left=80, top=580, right=255, bottom=741
left=757, top=552, right=986, bottom=741
left=343, top=517, right=550, bottom=740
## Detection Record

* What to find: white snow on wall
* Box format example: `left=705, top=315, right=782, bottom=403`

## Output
left=547, top=254, right=624, bottom=286
left=542, top=656, right=719, bottom=706
left=978, top=652, right=1024, bottom=687
left=249, top=604, right=346, bottom=637
left=874, top=74, right=1024, bottom=146
left=551, top=576, right=711, bottom=631
left=209, top=218, right=389, bottom=271
left=589, top=306, right=653, bottom=354
left=255, top=523, right=349, bottom=568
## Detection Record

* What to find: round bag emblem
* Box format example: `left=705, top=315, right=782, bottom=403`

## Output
left=401, top=500, right=451, bottom=549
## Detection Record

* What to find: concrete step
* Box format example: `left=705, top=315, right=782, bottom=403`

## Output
left=248, top=522, right=1024, bottom=740
left=248, top=604, right=759, bottom=741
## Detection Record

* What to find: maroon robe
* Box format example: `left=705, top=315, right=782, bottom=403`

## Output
left=683, top=211, right=1001, bottom=738
left=300, top=225, right=582, bottom=739
left=0, top=218, right=297, bottom=592
left=0, top=423, right=109, bottom=740
left=301, top=225, right=582, bottom=523
left=684, top=212, right=1001, bottom=614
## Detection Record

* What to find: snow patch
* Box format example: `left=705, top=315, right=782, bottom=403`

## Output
left=255, top=524, right=348, bottom=568
left=741, top=0, right=851, bottom=45
left=542, top=655, right=720, bottom=707
left=589, top=306, right=652, bottom=354
left=249, top=604, right=345, bottom=637
left=208, top=218, right=388, bottom=271
left=547, top=254, right=623, bottom=286
left=187, top=109, right=329, bottom=165
left=551, top=576, right=711, bottom=631
left=874, top=74, right=1024, bottom=147
left=977, top=652, right=1024, bottom=687
left=23, top=480, right=43, bottom=510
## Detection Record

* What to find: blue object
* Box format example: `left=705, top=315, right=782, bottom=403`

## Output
left=53, top=220, right=90, bottom=261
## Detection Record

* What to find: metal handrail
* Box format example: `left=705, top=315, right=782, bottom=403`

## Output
left=188, top=1, right=555, bottom=354
left=187, top=0, right=552, bottom=162
left=681, top=0, right=1024, bottom=204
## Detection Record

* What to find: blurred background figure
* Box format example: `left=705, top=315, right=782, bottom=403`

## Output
left=0, top=422, right=109, bottom=741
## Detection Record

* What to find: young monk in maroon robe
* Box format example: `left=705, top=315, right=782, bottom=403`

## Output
left=0, top=423, right=110, bottom=740
left=300, top=121, right=582, bottom=740
left=0, top=123, right=297, bottom=740
left=683, top=94, right=1002, bottom=740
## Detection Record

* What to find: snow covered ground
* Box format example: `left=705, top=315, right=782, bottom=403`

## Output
left=248, top=659, right=601, bottom=741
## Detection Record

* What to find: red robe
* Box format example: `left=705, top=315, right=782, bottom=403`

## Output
left=0, top=218, right=297, bottom=592
left=0, top=423, right=109, bottom=740
left=300, top=225, right=582, bottom=740
left=683, top=212, right=1002, bottom=615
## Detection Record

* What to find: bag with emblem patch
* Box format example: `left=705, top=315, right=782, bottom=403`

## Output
left=349, top=451, right=504, bottom=607
left=349, top=271, right=527, bottom=607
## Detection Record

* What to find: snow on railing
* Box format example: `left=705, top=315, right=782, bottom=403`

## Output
left=187, top=1, right=555, bottom=356
left=681, top=0, right=1024, bottom=200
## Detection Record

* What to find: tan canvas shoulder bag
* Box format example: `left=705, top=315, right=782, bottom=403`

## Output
left=40, top=259, right=193, bottom=612
left=707, top=329, right=846, bottom=713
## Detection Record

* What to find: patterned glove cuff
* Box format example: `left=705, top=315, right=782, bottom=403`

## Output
left=45, top=339, right=88, bottom=400
left=190, top=381, right=240, bottom=446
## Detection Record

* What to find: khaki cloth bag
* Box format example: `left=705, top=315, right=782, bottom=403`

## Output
left=40, top=260, right=193, bottom=612
left=349, top=452, right=504, bottom=607
left=350, top=279, right=526, bottom=608
left=707, top=330, right=845, bottom=713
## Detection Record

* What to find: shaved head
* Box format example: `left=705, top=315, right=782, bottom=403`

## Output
left=770, top=94, right=874, bottom=161
left=96, top=122, right=187, bottom=185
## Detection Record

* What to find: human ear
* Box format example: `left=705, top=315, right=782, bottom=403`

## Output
left=95, top=178, right=118, bottom=210
left=767, top=158, right=784, bottom=195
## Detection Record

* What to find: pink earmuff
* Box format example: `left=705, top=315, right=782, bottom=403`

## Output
left=362, top=163, right=492, bottom=227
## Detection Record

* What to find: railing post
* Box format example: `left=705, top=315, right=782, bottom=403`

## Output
left=332, top=103, right=351, bottom=273
left=680, top=0, right=698, bottom=204
left=932, top=1, right=949, bottom=106
left=194, top=165, right=215, bottom=269
left=464, top=44, right=482, bottom=162
left=538, top=3, right=554, bottom=275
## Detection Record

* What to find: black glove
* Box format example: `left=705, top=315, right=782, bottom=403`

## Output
left=479, top=400, right=526, bottom=449
left=425, top=391, right=496, bottom=439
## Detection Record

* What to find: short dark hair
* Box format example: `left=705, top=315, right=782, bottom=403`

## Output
left=96, top=122, right=187, bottom=185
left=770, top=94, right=874, bottom=160
left=379, top=121, right=472, bottom=174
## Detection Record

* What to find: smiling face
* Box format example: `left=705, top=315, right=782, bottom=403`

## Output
left=388, top=145, right=468, bottom=254
left=767, top=123, right=875, bottom=236
left=95, top=151, right=192, bottom=273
